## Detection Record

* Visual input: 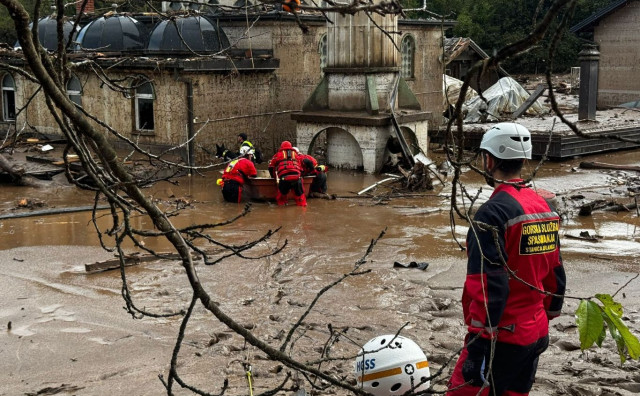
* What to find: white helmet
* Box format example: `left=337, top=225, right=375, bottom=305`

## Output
left=479, top=122, right=532, bottom=160
left=239, top=146, right=254, bottom=157
left=355, top=335, right=431, bottom=396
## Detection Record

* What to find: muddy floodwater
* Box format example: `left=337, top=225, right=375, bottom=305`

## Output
left=1, top=149, right=640, bottom=395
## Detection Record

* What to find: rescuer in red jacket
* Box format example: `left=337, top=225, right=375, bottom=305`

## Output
left=268, top=141, right=306, bottom=206
left=447, top=123, right=566, bottom=396
left=220, top=146, right=257, bottom=203
left=296, top=150, right=328, bottom=195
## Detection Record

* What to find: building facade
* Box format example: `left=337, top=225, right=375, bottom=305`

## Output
left=572, top=0, right=640, bottom=107
left=2, top=10, right=452, bottom=167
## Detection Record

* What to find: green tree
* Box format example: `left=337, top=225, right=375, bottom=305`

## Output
left=404, top=0, right=618, bottom=73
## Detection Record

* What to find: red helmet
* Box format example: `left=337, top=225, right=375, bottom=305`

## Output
left=280, top=141, right=292, bottom=150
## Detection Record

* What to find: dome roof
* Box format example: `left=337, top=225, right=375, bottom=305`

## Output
left=76, top=15, right=145, bottom=52
left=147, top=16, right=229, bottom=53
left=15, top=17, right=79, bottom=51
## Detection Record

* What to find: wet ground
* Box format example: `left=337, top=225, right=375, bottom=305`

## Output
left=1, top=148, right=640, bottom=395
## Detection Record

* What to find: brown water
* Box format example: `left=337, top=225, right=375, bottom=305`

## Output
left=1, top=150, right=638, bottom=260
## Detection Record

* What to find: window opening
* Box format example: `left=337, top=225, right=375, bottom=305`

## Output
left=318, top=34, right=328, bottom=71
left=401, top=35, right=415, bottom=79
left=135, top=80, right=155, bottom=131
left=2, top=74, right=16, bottom=121
left=67, top=75, right=82, bottom=107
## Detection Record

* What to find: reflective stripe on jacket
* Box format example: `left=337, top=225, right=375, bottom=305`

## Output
left=222, top=158, right=257, bottom=184
left=270, top=149, right=301, bottom=181
left=463, top=179, right=566, bottom=345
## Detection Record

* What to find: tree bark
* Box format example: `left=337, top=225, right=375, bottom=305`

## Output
left=0, top=153, right=50, bottom=187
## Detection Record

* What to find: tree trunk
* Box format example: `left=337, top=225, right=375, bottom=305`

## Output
left=0, top=153, right=50, bottom=187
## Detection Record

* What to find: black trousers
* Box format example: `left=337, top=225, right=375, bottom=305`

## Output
left=310, top=173, right=327, bottom=193
left=222, top=180, right=242, bottom=203
left=278, top=178, right=304, bottom=196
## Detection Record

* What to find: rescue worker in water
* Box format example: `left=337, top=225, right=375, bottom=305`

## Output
left=268, top=141, right=307, bottom=207
left=219, top=146, right=257, bottom=203
left=295, top=149, right=329, bottom=197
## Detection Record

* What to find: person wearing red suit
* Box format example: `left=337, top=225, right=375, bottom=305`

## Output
left=220, top=146, right=257, bottom=203
left=268, top=141, right=306, bottom=206
left=447, top=123, right=566, bottom=396
left=296, top=151, right=328, bottom=194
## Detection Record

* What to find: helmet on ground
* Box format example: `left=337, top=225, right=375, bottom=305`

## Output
left=479, top=122, right=532, bottom=160
left=355, top=335, right=430, bottom=396
left=280, top=141, right=293, bottom=150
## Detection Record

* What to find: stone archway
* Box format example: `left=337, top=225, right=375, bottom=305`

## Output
left=299, top=127, right=364, bottom=171
left=399, top=126, right=419, bottom=155
left=296, top=119, right=428, bottom=173
left=325, top=127, right=364, bottom=170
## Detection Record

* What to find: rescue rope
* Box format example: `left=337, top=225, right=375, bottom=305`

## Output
left=244, top=363, right=254, bottom=396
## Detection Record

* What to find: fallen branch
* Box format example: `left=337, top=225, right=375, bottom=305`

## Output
left=0, top=153, right=50, bottom=187
left=0, top=205, right=110, bottom=220
left=580, top=161, right=640, bottom=173
left=86, top=248, right=226, bottom=273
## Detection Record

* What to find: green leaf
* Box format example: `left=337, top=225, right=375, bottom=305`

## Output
left=596, top=325, right=606, bottom=348
left=576, top=300, right=604, bottom=350
left=596, top=294, right=624, bottom=317
left=602, top=306, right=640, bottom=361
left=602, top=314, right=626, bottom=364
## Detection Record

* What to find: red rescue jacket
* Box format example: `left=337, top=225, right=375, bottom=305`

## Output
left=222, top=158, right=257, bottom=184
left=463, top=180, right=566, bottom=345
left=297, top=154, right=318, bottom=176
left=269, top=149, right=301, bottom=181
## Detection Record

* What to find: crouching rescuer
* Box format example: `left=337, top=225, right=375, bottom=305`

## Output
left=447, top=123, right=566, bottom=396
left=296, top=149, right=330, bottom=197
left=218, top=146, right=257, bottom=203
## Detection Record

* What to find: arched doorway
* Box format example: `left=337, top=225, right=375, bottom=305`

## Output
left=306, top=127, right=364, bottom=171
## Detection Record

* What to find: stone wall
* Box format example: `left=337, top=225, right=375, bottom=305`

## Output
left=399, top=25, right=444, bottom=128
left=6, top=17, right=446, bottom=164
left=594, top=1, right=640, bottom=107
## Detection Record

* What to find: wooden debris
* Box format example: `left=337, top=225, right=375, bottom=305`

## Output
left=579, top=161, right=640, bottom=172
left=563, top=231, right=602, bottom=242
left=0, top=153, right=52, bottom=187
left=0, top=205, right=110, bottom=220
left=578, top=199, right=638, bottom=216
left=578, top=199, right=609, bottom=216
left=85, top=249, right=224, bottom=273
left=398, top=162, right=434, bottom=191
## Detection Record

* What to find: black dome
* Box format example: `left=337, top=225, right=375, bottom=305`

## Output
left=77, top=15, right=145, bottom=52
left=15, top=17, right=78, bottom=51
left=147, top=16, right=229, bottom=53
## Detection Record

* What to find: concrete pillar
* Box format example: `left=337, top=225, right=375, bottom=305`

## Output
left=578, top=44, right=600, bottom=121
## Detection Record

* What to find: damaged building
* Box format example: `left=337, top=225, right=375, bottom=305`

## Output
left=571, top=0, right=640, bottom=108
left=1, top=0, right=454, bottom=172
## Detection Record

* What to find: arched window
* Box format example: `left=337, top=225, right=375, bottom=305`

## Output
left=2, top=74, right=16, bottom=121
left=318, top=34, right=328, bottom=71
left=135, top=80, right=155, bottom=131
left=401, top=35, right=415, bottom=79
left=66, top=75, right=82, bottom=107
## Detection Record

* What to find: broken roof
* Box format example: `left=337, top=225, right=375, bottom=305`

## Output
left=441, top=37, right=509, bottom=77
left=570, top=0, right=633, bottom=33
